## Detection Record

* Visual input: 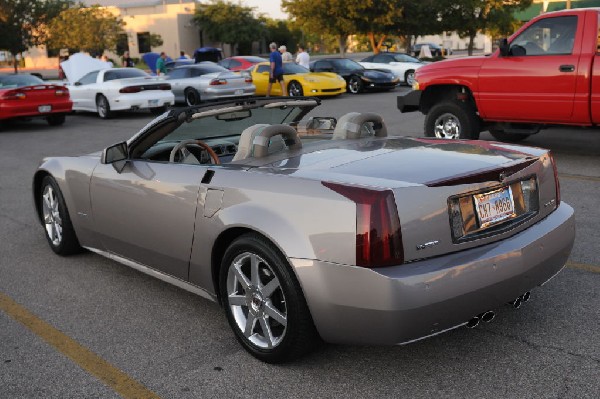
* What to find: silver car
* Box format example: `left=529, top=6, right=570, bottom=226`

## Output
left=165, top=62, right=255, bottom=106
left=33, top=97, right=575, bottom=363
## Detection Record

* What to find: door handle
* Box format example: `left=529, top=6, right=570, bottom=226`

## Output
left=559, top=64, right=575, bottom=72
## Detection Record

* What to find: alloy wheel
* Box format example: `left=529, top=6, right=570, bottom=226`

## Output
left=42, top=184, right=62, bottom=247
left=433, top=112, right=462, bottom=139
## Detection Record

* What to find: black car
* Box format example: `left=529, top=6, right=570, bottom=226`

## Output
left=309, top=58, right=399, bottom=94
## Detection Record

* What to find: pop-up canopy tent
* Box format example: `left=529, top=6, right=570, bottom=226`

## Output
left=193, top=47, right=223, bottom=63
left=60, top=53, right=111, bottom=83
left=142, top=52, right=173, bottom=74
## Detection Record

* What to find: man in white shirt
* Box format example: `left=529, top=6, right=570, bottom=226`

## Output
left=296, top=44, right=310, bottom=68
left=279, top=45, right=293, bottom=62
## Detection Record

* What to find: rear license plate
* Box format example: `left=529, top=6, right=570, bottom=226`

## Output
left=148, top=99, right=159, bottom=106
left=235, top=89, right=244, bottom=95
left=38, top=105, right=51, bottom=113
left=473, top=186, right=516, bottom=228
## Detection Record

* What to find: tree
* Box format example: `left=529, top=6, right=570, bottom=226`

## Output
left=193, top=0, right=265, bottom=56
left=394, top=0, right=447, bottom=50
left=343, top=0, right=403, bottom=54
left=47, top=5, right=126, bottom=56
left=0, top=0, right=71, bottom=72
left=440, top=0, right=532, bottom=55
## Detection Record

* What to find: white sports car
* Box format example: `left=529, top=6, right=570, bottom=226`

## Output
left=359, top=52, right=427, bottom=86
left=69, top=68, right=174, bottom=119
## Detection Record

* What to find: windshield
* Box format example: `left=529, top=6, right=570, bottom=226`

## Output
left=283, top=63, right=309, bottom=74
left=393, top=54, right=420, bottom=63
left=0, top=74, right=44, bottom=88
left=104, top=69, right=149, bottom=81
left=331, top=59, right=363, bottom=70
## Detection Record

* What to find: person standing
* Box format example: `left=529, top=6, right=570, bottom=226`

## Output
left=156, top=52, right=167, bottom=75
left=296, top=44, right=310, bottom=68
left=122, top=51, right=134, bottom=67
left=279, top=45, right=293, bottom=62
left=178, top=51, right=189, bottom=60
left=267, top=42, right=285, bottom=97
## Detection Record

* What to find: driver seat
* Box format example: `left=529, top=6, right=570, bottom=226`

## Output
left=332, top=112, right=388, bottom=139
left=232, top=124, right=301, bottom=161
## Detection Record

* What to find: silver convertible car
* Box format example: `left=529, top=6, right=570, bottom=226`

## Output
left=33, top=97, right=575, bottom=363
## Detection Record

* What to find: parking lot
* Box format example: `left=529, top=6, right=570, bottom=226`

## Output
left=1, top=89, right=598, bottom=398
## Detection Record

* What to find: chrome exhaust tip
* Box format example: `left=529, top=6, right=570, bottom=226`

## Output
left=481, top=311, right=495, bottom=323
left=522, top=291, right=531, bottom=302
left=466, top=317, right=480, bottom=328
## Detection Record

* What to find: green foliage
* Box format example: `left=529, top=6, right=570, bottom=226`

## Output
left=193, top=0, right=264, bottom=55
left=146, top=33, right=163, bottom=48
left=0, top=0, right=72, bottom=71
left=47, top=5, right=126, bottom=55
left=263, top=18, right=303, bottom=53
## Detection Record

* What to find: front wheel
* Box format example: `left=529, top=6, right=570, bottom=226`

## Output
left=424, top=101, right=480, bottom=140
left=39, top=176, right=82, bottom=255
left=96, top=95, right=113, bottom=119
left=287, top=81, right=304, bottom=96
left=404, top=70, right=415, bottom=86
left=348, top=76, right=363, bottom=94
left=220, top=233, right=318, bottom=363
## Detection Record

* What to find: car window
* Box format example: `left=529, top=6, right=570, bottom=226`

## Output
left=393, top=54, right=420, bottom=63
left=104, top=69, right=149, bottom=81
left=167, top=68, right=189, bottom=79
left=230, top=59, right=242, bottom=68
left=361, top=56, right=374, bottom=62
left=314, top=60, right=333, bottom=70
left=0, top=74, right=44, bottom=88
left=218, top=59, right=230, bottom=68
left=283, top=63, right=309, bottom=74
left=510, top=15, right=577, bottom=56
left=373, top=54, right=392, bottom=63
left=257, top=65, right=270, bottom=73
left=78, top=71, right=100, bottom=85
left=331, top=59, right=362, bottom=69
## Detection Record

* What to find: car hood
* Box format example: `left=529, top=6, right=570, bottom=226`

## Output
left=418, top=56, right=487, bottom=72
left=259, top=136, right=544, bottom=187
left=60, top=53, right=111, bottom=83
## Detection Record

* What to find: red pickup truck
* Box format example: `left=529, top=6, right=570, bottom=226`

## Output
left=398, top=8, right=599, bottom=142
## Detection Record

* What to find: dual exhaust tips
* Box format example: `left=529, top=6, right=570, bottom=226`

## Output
left=466, top=291, right=531, bottom=329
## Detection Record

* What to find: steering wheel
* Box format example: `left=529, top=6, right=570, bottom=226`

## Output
left=168, top=139, right=221, bottom=164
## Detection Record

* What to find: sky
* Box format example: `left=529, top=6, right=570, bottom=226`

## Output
left=242, top=0, right=288, bottom=20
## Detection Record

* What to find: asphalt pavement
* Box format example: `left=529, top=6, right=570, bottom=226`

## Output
left=0, top=89, right=598, bottom=398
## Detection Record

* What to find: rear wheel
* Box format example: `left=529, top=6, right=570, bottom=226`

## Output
left=39, top=176, right=82, bottom=255
left=489, top=129, right=529, bottom=143
left=185, top=88, right=201, bottom=106
left=47, top=114, right=66, bottom=126
left=96, top=95, right=113, bottom=119
left=287, top=81, right=304, bottom=96
left=348, top=76, right=363, bottom=94
left=220, top=233, right=318, bottom=363
left=425, top=101, right=480, bottom=140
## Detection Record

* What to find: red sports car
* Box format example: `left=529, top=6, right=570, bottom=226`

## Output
left=0, top=74, right=72, bottom=126
left=218, top=56, right=267, bottom=72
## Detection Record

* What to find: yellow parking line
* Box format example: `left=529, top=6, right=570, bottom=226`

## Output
left=559, top=173, right=600, bottom=183
left=566, top=261, right=600, bottom=274
left=0, top=292, right=161, bottom=399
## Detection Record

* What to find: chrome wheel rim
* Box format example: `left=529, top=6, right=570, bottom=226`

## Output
left=42, top=185, right=62, bottom=247
left=288, top=83, right=302, bottom=96
left=433, top=113, right=461, bottom=139
left=97, top=98, right=107, bottom=118
left=348, top=78, right=359, bottom=93
left=405, top=72, right=415, bottom=86
left=226, top=252, right=287, bottom=349
left=186, top=91, right=197, bottom=106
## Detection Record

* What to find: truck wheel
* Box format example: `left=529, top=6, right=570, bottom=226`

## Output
left=489, top=129, right=528, bottom=143
left=425, top=101, right=480, bottom=140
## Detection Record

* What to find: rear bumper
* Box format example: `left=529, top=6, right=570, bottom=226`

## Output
left=109, top=91, right=174, bottom=111
left=0, top=100, right=72, bottom=120
left=397, top=90, right=421, bottom=113
left=202, top=86, right=255, bottom=100
left=292, top=202, right=575, bottom=345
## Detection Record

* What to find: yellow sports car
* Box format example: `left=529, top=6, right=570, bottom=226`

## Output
left=247, top=62, right=346, bottom=97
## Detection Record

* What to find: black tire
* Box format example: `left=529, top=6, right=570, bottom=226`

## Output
left=96, top=95, right=113, bottom=119
left=149, top=105, right=168, bottom=115
left=47, top=114, right=66, bottom=126
left=287, top=81, right=304, bottom=96
left=185, top=88, right=201, bottom=106
left=404, top=70, right=415, bottom=87
left=348, top=76, right=363, bottom=94
left=489, top=129, right=529, bottom=143
left=39, top=176, right=82, bottom=255
left=219, top=233, right=319, bottom=363
left=425, top=101, right=480, bottom=140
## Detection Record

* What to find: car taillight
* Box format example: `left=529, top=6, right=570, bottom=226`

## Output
left=210, top=79, right=227, bottom=85
left=159, top=83, right=171, bottom=90
left=119, top=86, right=142, bottom=93
left=548, top=151, right=561, bottom=206
left=244, top=76, right=253, bottom=83
left=55, top=89, right=67, bottom=96
left=2, top=91, right=26, bottom=100
left=322, top=182, right=404, bottom=268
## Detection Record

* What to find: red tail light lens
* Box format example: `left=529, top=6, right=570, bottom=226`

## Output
left=548, top=151, right=561, bottom=206
left=245, top=76, right=253, bottom=83
left=2, top=91, right=26, bottom=100
left=119, top=86, right=142, bottom=93
left=159, top=83, right=171, bottom=90
left=55, top=89, right=67, bottom=96
left=323, top=182, right=404, bottom=267
left=210, top=78, right=227, bottom=85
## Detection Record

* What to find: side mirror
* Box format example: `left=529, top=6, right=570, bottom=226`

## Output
left=102, top=141, right=128, bottom=173
left=74, top=81, right=82, bottom=86
left=499, top=38, right=509, bottom=57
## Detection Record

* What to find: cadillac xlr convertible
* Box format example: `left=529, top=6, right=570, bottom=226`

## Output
left=33, top=97, right=575, bottom=363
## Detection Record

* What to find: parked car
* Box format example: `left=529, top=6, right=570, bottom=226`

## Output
left=246, top=62, right=346, bottom=96
left=165, top=59, right=194, bottom=73
left=398, top=8, right=593, bottom=142
left=68, top=68, right=174, bottom=119
left=165, top=62, right=255, bottom=105
left=411, top=42, right=451, bottom=57
left=218, top=56, right=267, bottom=72
left=359, top=52, right=426, bottom=86
left=33, top=97, right=574, bottom=363
left=309, top=58, right=398, bottom=94
left=0, top=73, right=72, bottom=126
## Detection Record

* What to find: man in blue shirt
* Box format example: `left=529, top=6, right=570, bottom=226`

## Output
left=266, top=42, right=285, bottom=96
